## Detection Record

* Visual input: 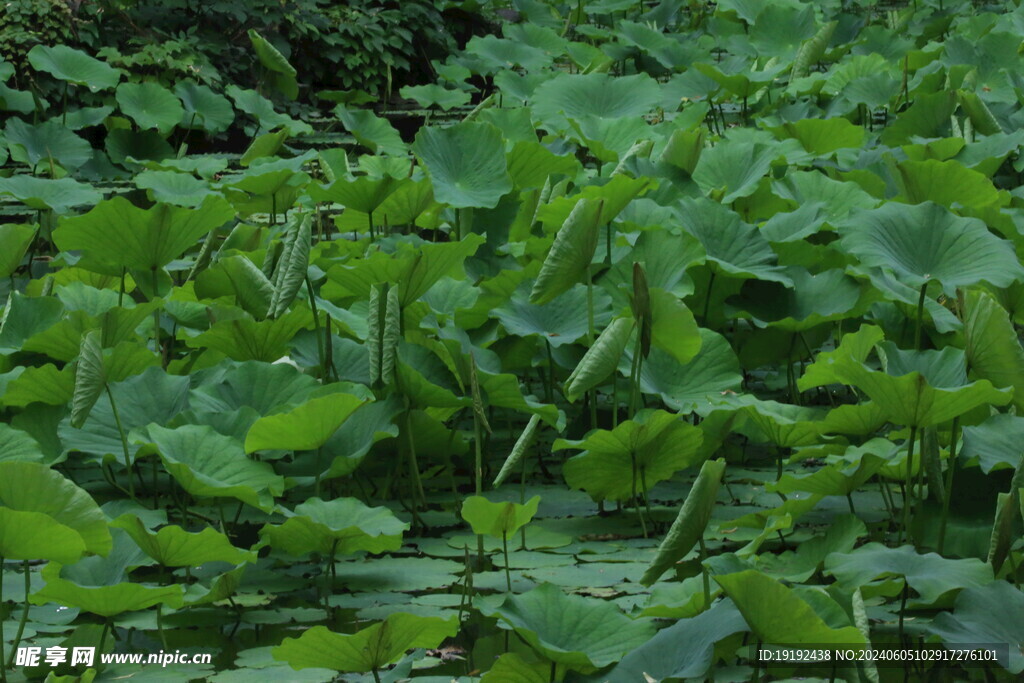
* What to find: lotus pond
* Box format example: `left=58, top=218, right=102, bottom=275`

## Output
left=1, top=0, right=1024, bottom=681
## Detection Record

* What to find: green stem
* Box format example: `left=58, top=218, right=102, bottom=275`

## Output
left=901, top=427, right=918, bottom=545
left=156, top=604, right=169, bottom=650
left=914, top=282, right=927, bottom=350
left=703, top=270, right=716, bottom=326
left=305, top=276, right=325, bottom=379
left=640, top=466, right=654, bottom=533
left=631, top=452, right=648, bottom=538
left=474, top=415, right=485, bottom=563
left=151, top=268, right=163, bottom=366
left=0, top=556, right=5, bottom=683
left=405, top=409, right=425, bottom=508
left=698, top=538, right=711, bottom=611
left=372, top=668, right=381, bottom=683
left=6, top=561, right=30, bottom=669
left=106, top=384, right=135, bottom=503
left=938, top=417, right=960, bottom=554
left=313, top=446, right=323, bottom=498
left=520, top=455, right=528, bottom=551
left=502, top=532, right=511, bottom=591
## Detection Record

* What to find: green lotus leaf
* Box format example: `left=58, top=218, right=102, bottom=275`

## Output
left=116, top=82, right=184, bottom=135
left=678, top=198, right=791, bottom=284
left=412, top=121, right=511, bottom=209
left=798, top=324, right=884, bottom=390
left=557, top=409, right=704, bottom=503
left=730, top=396, right=825, bottom=448
left=530, top=197, right=603, bottom=305
left=54, top=195, right=234, bottom=272
left=134, top=170, right=212, bottom=207
left=185, top=308, right=310, bottom=362
left=648, top=287, right=702, bottom=365
left=641, top=458, right=725, bottom=586
left=0, top=423, right=44, bottom=464
left=105, top=128, right=174, bottom=165
left=336, top=106, right=407, bottom=156
left=0, top=223, right=35, bottom=278
left=0, top=508, right=87, bottom=563
left=70, top=330, right=104, bottom=429
left=962, top=289, right=1024, bottom=412
left=505, top=140, right=581, bottom=190
left=30, top=530, right=184, bottom=617
left=461, top=495, right=540, bottom=539
left=0, top=292, right=64, bottom=355
left=531, top=72, right=661, bottom=129
left=244, top=392, right=368, bottom=453
left=248, top=30, right=298, bottom=100
left=563, top=316, right=634, bottom=402
left=896, top=158, right=1008, bottom=212
left=399, top=84, right=471, bottom=110
left=824, top=543, right=993, bottom=606
left=144, top=424, right=286, bottom=512
left=227, top=85, right=312, bottom=136
left=692, top=139, right=777, bottom=204
left=273, top=613, right=459, bottom=672
left=480, top=582, right=656, bottom=672
left=777, top=117, right=866, bottom=155
left=4, top=118, right=93, bottom=170
left=481, top=653, right=549, bottom=683
left=465, top=34, right=552, bottom=73
left=928, top=581, right=1024, bottom=674
left=27, top=44, right=120, bottom=91
left=535, top=174, right=650, bottom=234
left=601, top=229, right=705, bottom=309
left=839, top=201, right=1024, bottom=296
left=0, top=461, right=111, bottom=556
left=175, top=80, right=234, bottom=133
left=756, top=514, right=867, bottom=583
left=719, top=569, right=863, bottom=647
left=111, top=513, right=255, bottom=567
left=495, top=282, right=611, bottom=348
left=729, top=267, right=873, bottom=332
left=259, top=497, right=408, bottom=557
left=961, top=414, right=1024, bottom=473
left=770, top=453, right=886, bottom=497
left=628, top=328, right=743, bottom=413
left=189, top=360, right=319, bottom=417
left=308, top=174, right=406, bottom=215
left=605, top=599, right=747, bottom=682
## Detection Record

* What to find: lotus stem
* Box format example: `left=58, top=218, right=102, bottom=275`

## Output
left=5, top=561, right=30, bottom=669
left=914, top=282, right=927, bottom=350
left=520, top=455, right=528, bottom=550
left=305, top=276, right=325, bottom=379
left=938, top=417, right=960, bottom=554
left=502, top=532, right=512, bottom=591
left=474, top=414, right=485, bottom=563
left=151, top=267, right=162, bottom=366
left=698, top=538, right=711, bottom=611
left=631, top=452, right=648, bottom=538
left=0, top=556, right=5, bottom=683
left=405, top=409, right=425, bottom=508
left=106, top=385, right=135, bottom=503
left=901, top=426, right=918, bottom=545
left=703, top=270, right=716, bottom=325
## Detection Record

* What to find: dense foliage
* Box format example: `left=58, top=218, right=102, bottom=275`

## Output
left=1, top=0, right=1024, bottom=681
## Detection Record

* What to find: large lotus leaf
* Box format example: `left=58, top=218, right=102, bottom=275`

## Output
left=531, top=72, right=661, bottom=129
left=877, top=342, right=968, bottom=389
left=134, top=170, right=212, bottom=207
left=105, top=128, right=174, bottom=165
left=27, top=45, right=120, bottom=91
left=798, top=324, right=884, bottom=390
left=0, top=423, right=44, bottom=463
left=692, top=139, right=777, bottom=203
left=605, top=599, right=747, bottom=682
left=189, top=360, right=319, bottom=417
left=529, top=197, right=604, bottom=305
left=0, top=293, right=64, bottom=356
left=677, top=199, right=791, bottom=284
left=226, top=86, right=311, bottom=136
left=772, top=171, right=878, bottom=225
left=628, top=328, right=743, bottom=413
left=557, top=410, right=704, bottom=502
left=111, top=513, right=255, bottom=567
left=116, top=82, right=184, bottom=135
left=730, top=396, right=825, bottom=448
left=0, top=176, right=101, bottom=214
left=756, top=514, right=866, bottom=583
left=929, top=581, right=1024, bottom=674
left=465, top=34, right=552, bottom=73
left=778, top=117, right=866, bottom=155
left=839, top=201, right=1024, bottom=295
left=770, top=453, right=886, bottom=497
left=0, top=223, right=33, bottom=278
left=336, top=106, right=407, bottom=157
left=4, top=118, right=93, bottom=170
left=825, top=544, right=993, bottom=606
left=729, top=267, right=873, bottom=332
left=273, top=613, right=458, bottom=672
left=326, top=234, right=484, bottom=308
left=828, top=353, right=1011, bottom=428
left=505, top=140, right=581, bottom=190
left=175, top=80, right=234, bottom=133
left=259, top=496, right=408, bottom=557
left=399, top=84, right=471, bottom=110
left=896, top=158, right=1007, bottom=212
left=248, top=30, right=298, bottom=100
left=0, top=508, right=86, bottom=563
left=481, top=653, right=548, bottom=683
left=411, top=121, right=511, bottom=209
left=144, top=424, right=285, bottom=511
left=535, top=175, right=651, bottom=234
left=961, top=414, right=1024, bottom=473
left=962, top=289, right=1024, bottom=412
left=244, top=393, right=367, bottom=453
left=496, top=283, right=611, bottom=348
left=59, top=367, right=189, bottom=461
left=648, top=287, right=702, bottom=365
left=0, top=462, right=111, bottom=556
left=185, top=308, right=310, bottom=362
left=715, top=570, right=865, bottom=645
left=308, top=175, right=406, bottom=215
left=480, top=582, right=656, bottom=672
left=461, top=495, right=540, bottom=539
left=563, top=317, right=634, bottom=402
left=30, top=530, right=184, bottom=617
left=54, top=195, right=234, bottom=271
left=602, top=229, right=706, bottom=308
